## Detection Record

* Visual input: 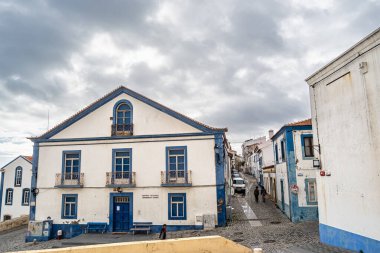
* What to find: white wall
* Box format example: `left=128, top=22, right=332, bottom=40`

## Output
left=35, top=136, right=219, bottom=225
left=292, top=130, right=318, bottom=207
left=1, top=157, right=32, bottom=221
left=274, top=133, right=290, bottom=208
left=308, top=38, right=380, bottom=240
left=51, top=93, right=201, bottom=139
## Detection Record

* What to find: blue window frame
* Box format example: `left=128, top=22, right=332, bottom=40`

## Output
left=166, top=146, right=187, bottom=178
left=305, top=178, right=318, bottom=205
left=301, top=134, right=314, bottom=159
left=5, top=188, right=13, bottom=205
left=113, top=100, right=133, bottom=125
left=112, top=148, right=132, bottom=179
left=14, top=166, right=22, bottom=187
left=61, top=194, right=78, bottom=219
left=168, top=193, right=186, bottom=220
left=22, top=188, right=30, bottom=206
left=62, top=151, right=81, bottom=180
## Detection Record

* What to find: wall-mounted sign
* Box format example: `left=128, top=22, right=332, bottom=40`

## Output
left=142, top=195, right=159, bottom=199
left=297, top=173, right=303, bottom=177
left=290, top=184, right=299, bottom=194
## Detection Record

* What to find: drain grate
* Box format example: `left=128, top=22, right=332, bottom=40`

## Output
left=263, top=240, right=276, bottom=243
left=234, top=232, right=244, bottom=235
left=270, top=221, right=281, bottom=224
left=233, top=239, right=244, bottom=243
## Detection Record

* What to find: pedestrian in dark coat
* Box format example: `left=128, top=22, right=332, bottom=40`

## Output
left=159, top=224, right=167, bottom=240
left=261, top=187, right=267, bottom=203
left=254, top=186, right=260, bottom=203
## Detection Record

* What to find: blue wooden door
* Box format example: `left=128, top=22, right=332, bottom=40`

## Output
left=113, top=196, right=130, bottom=232
left=280, top=180, right=285, bottom=211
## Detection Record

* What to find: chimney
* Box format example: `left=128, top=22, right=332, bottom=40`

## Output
left=269, top=129, right=274, bottom=139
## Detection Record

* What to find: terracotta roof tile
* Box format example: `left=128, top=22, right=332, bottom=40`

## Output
left=22, top=156, right=33, bottom=162
left=285, top=118, right=312, bottom=126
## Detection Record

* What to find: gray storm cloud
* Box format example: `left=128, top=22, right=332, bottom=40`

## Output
left=0, top=0, right=379, bottom=165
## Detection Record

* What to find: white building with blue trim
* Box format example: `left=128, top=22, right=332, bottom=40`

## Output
left=272, top=119, right=318, bottom=222
left=26, top=86, right=229, bottom=241
left=0, top=155, right=32, bottom=222
left=306, top=28, right=380, bottom=252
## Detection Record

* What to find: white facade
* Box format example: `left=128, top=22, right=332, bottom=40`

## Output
left=273, top=121, right=318, bottom=222
left=28, top=86, right=229, bottom=239
left=0, top=156, right=32, bottom=222
left=306, top=28, right=380, bottom=251
left=241, top=137, right=265, bottom=174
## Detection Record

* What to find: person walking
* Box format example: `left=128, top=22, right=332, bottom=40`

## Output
left=254, top=186, right=260, bottom=203
left=261, top=186, right=267, bottom=203
left=159, top=224, right=167, bottom=240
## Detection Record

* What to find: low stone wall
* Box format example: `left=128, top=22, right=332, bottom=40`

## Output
left=15, top=236, right=254, bottom=253
left=0, top=215, right=29, bottom=232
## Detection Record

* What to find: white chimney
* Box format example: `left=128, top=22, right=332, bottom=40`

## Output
left=269, top=129, right=274, bottom=139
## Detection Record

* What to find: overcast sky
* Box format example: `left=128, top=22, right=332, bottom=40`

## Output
left=0, top=0, right=379, bottom=166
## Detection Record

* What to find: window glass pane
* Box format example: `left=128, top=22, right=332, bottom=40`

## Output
left=178, top=203, right=184, bottom=216
left=66, top=197, right=75, bottom=202
left=116, top=152, right=129, bottom=157
left=118, top=104, right=130, bottom=110
left=172, top=196, right=183, bottom=202
left=177, top=156, right=185, bottom=163
left=115, top=165, right=122, bottom=171
left=169, top=149, right=185, bottom=155
left=65, top=204, right=70, bottom=215
left=123, top=158, right=130, bottom=164
left=171, top=204, right=177, bottom=217
left=117, top=112, right=123, bottom=118
left=123, top=165, right=130, bottom=172
left=178, top=164, right=185, bottom=170
left=169, top=164, right=176, bottom=171
left=73, top=160, right=79, bottom=166
left=65, top=160, right=71, bottom=166
left=66, top=154, right=79, bottom=159
left=116, top=158, right=123, bottom=164
left=169, top=157, right=176, bottom=163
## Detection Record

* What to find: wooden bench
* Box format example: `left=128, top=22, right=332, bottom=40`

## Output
left=130, top=222, right=152, bottom=235
left=85, top=222, right=107, bottom=234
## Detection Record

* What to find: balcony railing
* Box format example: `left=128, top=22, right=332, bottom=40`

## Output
left=55, top=173, right=84, bottom=188
left=106, top=171, right=136, bottom=187
left=111, top=124, right=133, bottom=136
left=161, top=170, right=192, bottom=186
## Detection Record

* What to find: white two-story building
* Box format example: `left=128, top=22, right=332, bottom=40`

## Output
left=27, top=86, right=229, bottom=240
left=273, top=119, right=318, bottom=222
left=306, top=27, right=380, bottom=252
left=0, top=155, right=32, bottom=222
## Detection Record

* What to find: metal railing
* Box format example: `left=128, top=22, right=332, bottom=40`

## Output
left=161, top=170, right=192, bottom=185
left=55, top=173, right=84, bottom=187
left=111, top=124, right=133, bottom=136
left=106, top=171, right=136, bottom=186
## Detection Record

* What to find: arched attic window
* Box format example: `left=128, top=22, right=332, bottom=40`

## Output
left=112, top=100, right=133, bottom=136
left=15, top=166, right=23, bottom=187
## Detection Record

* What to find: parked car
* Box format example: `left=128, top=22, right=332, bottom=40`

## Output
left=232, top=177, right=246, bottom=195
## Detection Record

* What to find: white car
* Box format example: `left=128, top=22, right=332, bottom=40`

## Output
left=232, top=177, right=246, bottom=195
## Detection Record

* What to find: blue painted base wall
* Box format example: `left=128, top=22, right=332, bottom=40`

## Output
left=26, top=224, right=204, bottom=241
left=292, top=206, right=318, bottom=222
left=320, top=223, right=380, bottom=253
